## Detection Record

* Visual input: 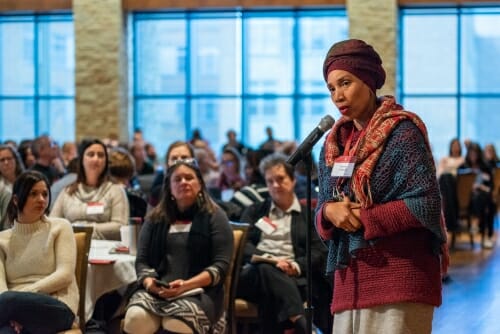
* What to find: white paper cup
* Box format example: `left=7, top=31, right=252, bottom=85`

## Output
left=120, top=226, right=130, bottom=248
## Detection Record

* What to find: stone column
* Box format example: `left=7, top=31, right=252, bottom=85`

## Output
left=347, top=0, right=398, bottom=96
left=73, top=0, right=128, bottom=142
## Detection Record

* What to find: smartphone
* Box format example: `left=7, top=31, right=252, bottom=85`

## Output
left=155, top=280, right=170, bottom=288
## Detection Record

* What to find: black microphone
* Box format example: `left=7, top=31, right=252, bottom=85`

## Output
left=287, top=115, right=335, bottom=166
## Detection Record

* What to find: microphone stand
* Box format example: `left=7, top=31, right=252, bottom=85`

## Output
left=304, top=153, right=314, bottom=334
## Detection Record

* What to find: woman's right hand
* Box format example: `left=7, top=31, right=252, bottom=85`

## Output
left=323, top=196, right=362, bottom=232
left=144, top=277, right=163, bottom=296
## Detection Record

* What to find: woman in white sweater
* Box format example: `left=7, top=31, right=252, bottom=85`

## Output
left=51, top=139, right=129, bottom=240
left=0, top=170, right=78, bottom=334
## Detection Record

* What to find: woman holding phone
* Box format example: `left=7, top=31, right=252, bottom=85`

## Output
left=123, top=158, right=233, bottom=334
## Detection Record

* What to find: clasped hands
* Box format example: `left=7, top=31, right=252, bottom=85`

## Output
left=144, top=277, right=186, bottom=299
left=323, top=196, right=362, bottom=232
left=275, top=259, right=299, bottom=276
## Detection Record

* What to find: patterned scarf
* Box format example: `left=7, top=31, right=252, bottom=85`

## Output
left=324, top=96, right=435, bottom=208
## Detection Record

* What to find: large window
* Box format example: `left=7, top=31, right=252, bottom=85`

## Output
left=400, top=7, right=500, bottom=160
left=0, top=14, right=74, bottom=144
left=132, top=10, right=347, bottom=159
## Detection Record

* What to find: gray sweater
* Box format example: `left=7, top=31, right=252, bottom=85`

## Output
left=50, top=181, right=129, bottom=240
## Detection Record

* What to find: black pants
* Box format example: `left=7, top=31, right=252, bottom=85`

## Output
left=470, top=190, right=495, bottom=239
left=0, top=291, right=75, bottom=334
left=439, top=174, right=459, bottom=231
left=237, top=263, right=305, bottom=333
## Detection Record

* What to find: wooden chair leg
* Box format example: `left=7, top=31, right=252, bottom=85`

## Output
left=468, top=219, right=475, bottom=249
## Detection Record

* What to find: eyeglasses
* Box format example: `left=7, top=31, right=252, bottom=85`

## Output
left=0, top=157, right=14, bottom=163
left=221, top=160, right=235, bottom=166
left=170, top=158, right=199, bottom=168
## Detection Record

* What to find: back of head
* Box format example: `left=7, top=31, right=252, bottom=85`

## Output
left=109, top=147, right=136, bottom=181
left=31, top=135, right=50, bottom=160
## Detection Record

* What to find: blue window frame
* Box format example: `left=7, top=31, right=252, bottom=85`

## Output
left=0, top=14, right=74, bottom=144
left=132, top=9, right=347, bottom=159
left=400, top=6, right=500, bottom=160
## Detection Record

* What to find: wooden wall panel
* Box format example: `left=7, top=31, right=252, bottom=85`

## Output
left=399, top=0, right=499, bottom=4
left=0, top=0, right=71, bottom=12
left=1, top=0, right=499, bottom=13
left=122, top=0, right=344, bottom=10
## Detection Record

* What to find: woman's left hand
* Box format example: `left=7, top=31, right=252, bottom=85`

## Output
left=157, top=279, right=187, bottom=299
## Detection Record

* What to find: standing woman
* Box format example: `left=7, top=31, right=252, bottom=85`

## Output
left=0, top=171, right=78, bottom=334
left=124, top=158, right=233, bottom=334
left=51, top=139, right=129, bottom=240
left=0, top=144, right=25, bottom=191
left=315, top=39, right=448, bottom=334
left=437, top=138, right=464, bottom=178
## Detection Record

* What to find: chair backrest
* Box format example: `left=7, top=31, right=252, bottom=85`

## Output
left=493, top=168, right=500, bottom=204
left=456, top=172, right=476, bottom=215
left=225, top=222, right=249, bottom=334
left=72, top=225, right=93, bottom=332
left=136, top=174, right=156, bottom=197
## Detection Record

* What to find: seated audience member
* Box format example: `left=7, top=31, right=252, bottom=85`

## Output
left=2, top=140, right=17, bottom=149
left=222, top=129, right=246, bottom=156
left=189, top=129, right=219, bottom=170
left=217, top=147, right=246, bottom=200
left=237, top=153, right=328, bottom=334
left=0, top=185, right=11, bottom=230
left=484, top=143, right=500, bottom=170
left=50, top=157, right=78, bottom=211
left=130, top=141, right=155, bottom=176
left=61, top=141, right=78, bottom=169
left=17, top=139, right=36, bottom=170
left=0, top=144, right=25, bottom=192
left=144, top=142, right=159, bottom=170
left=459, top=142, right=496, bottom=248
left=259, top=126, right=282, bottom=153
left=294, top=158, right=319, bottom=200
left=194, top=147, right=220, bottom=192
left=50, top=139, right=129, bottom=240
left=123, top=158, right=233, bottom=334
left=218, top=149, right=270, bottom=221
left=0, top=171, right=78, bottom=333
left=149, top=141, right=195, bottom=207
left=109, top=147, right=148, bottom=220
left=30, top=135, right=65, bottom=185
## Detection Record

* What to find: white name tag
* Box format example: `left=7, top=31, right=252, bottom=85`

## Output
left=255, top=217, right=277, bottom=235
left=331, top=156, right=356, bottom=178
left=86, top=202, right=105, bottom=215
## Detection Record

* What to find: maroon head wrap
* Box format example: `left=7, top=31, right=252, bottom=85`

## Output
left=323, top=39, right=386, bottom=93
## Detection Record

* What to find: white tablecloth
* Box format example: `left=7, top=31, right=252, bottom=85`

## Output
left=85, top=240, right=137, bottom=321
